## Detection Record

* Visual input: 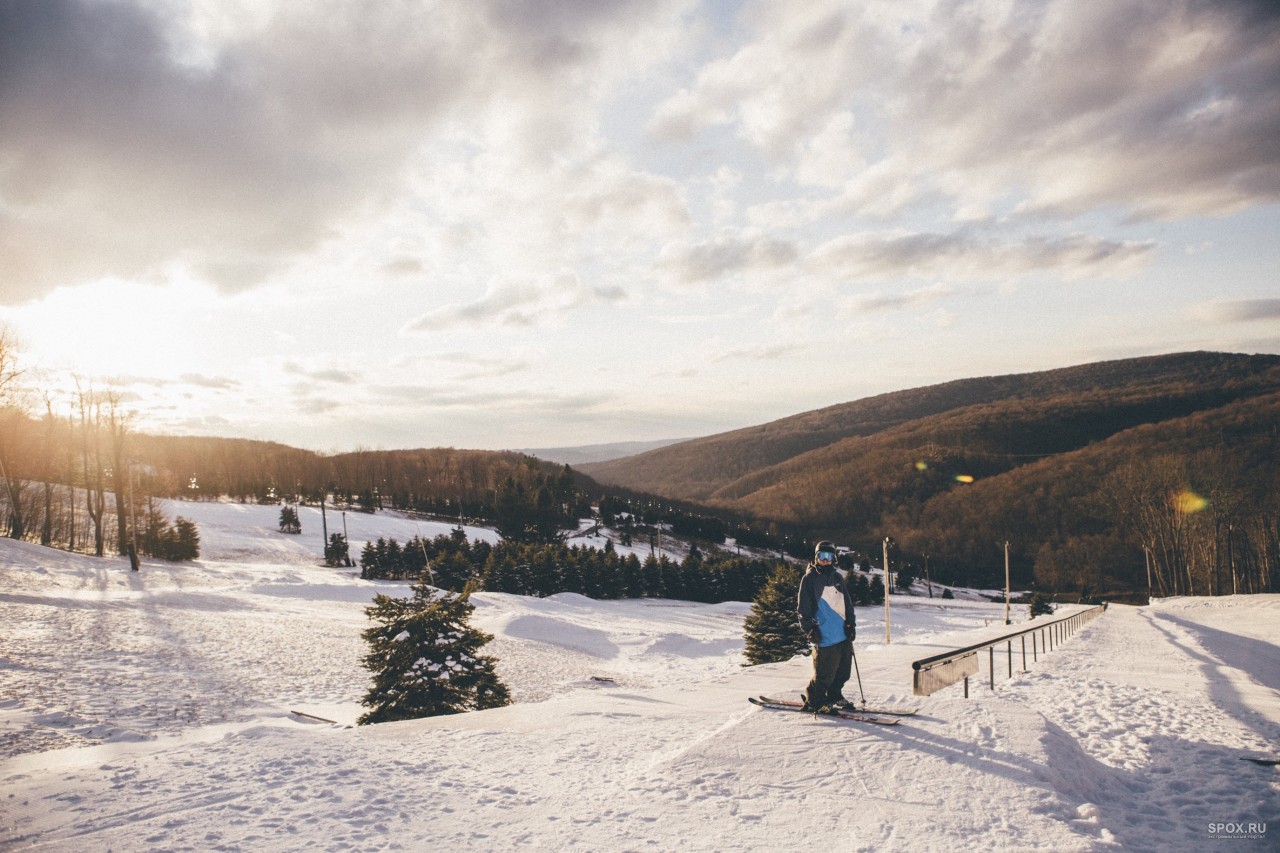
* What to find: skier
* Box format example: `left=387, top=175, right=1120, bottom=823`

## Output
left=797, top=540, right=857, bottom=713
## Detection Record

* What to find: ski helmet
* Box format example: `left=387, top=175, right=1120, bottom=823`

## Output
left=814, top=541, right=837, bottom=563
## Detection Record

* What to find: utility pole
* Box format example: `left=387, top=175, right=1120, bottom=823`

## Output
left=342, top=511, right=351, bottom=567
left=924, top=552, right=932, bottom=599
left=883, top=536, right=893, bottom=644
left=1000, top=540, right=1011, bottom=625
left=320, top=492, right=329, bottom=559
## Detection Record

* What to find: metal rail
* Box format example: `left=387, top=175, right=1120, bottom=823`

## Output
left=911, top=603, right=1107, bottom=697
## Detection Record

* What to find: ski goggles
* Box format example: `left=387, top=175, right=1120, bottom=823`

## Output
left=817, top=550, right=836, bottom=563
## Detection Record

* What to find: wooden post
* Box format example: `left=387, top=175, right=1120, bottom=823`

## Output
left=1002, top=540, right=1011, bottom=625
left=883, top=537, right=892, bottom=644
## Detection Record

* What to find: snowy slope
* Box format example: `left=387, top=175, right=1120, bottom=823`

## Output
left=2, top=501, right=1277, bottom=852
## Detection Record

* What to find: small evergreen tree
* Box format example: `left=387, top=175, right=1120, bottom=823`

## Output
left=1028, top=592, right=1054, bottom=619
left=850, top=571, right=872, bottom=606
left=742, top=564, right=810, bottom=665
left=868, top=574, right=885, bottom=605
left=358, top=581, right=511, bottom=724
left=137, top=500, right=200, bottom=562
left=278, top=506, right=302, bottom=534
left=171, top=517, right=200, bottom=561
left=895, top=563, right=915, bottom=593
left=324, top=533, right=350, bottom=567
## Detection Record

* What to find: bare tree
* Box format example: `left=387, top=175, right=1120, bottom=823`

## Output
left=0, top=326, right=30, bottom=539
left=104, top=389, right=136, bottom=555
left=76, top=380, right=108, bottom=557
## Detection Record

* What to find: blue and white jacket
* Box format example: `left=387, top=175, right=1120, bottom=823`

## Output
left=797, top=563, right=856, bottom=648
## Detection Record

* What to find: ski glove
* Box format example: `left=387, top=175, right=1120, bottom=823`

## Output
left=844, top=623, right=856, bottom=641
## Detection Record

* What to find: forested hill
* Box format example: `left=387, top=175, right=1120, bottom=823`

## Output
left=580, top=352, right=1280, bottom=595
left=578, top=351, right=1280, bottom=503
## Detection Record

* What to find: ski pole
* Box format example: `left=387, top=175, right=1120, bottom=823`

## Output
left=851, top=644, right=866, bottom=706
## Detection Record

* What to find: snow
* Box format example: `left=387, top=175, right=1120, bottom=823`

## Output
left=2, top=500, right=1277, bottom=851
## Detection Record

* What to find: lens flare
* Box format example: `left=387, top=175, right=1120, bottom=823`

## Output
left=1175, top=490, right=1208, bottom=513
left=955, top=474, right=974, bottom=484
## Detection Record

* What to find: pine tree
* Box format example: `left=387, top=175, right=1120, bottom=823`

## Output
left=324, top=533, right=350, bottom=567
left=869, top=574, right=885, bottom=605
left=895, top=562, right=915, bottom=592
left=850, top=571, right=872, bottom=606
left=742, top=564, right=810, bottom=665
left=278, top=506, right=301, bottom=534
left=358, top=581, right=511, bottom=724
left=172, top=517, right=200, bottom=561
left=1027, top=592, right=1054, bottom=619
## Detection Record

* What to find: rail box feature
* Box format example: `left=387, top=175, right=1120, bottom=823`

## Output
left=912, top=650, right=979, bottom=697
left=912, top=604, right=1106, bottom=697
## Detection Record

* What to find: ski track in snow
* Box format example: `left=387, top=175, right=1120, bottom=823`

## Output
left=2, top=500, right=1278, bottom=852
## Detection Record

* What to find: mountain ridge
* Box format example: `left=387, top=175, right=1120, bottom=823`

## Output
left=578, top=351, right=1280, bottom=505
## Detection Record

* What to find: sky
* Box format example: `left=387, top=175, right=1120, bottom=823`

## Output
left=1, top=0, right=1278, bottom=452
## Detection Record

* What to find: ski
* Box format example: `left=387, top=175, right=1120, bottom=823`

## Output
left=757, top=695, right=918, bottom=717
left=748, top=696, right=899, bottom=725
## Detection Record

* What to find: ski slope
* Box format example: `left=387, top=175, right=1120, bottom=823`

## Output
left=1, top=501, right=1277, bottom=851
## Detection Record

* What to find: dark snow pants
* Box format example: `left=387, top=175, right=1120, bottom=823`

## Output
left=804, top=638, right=852, bottom=708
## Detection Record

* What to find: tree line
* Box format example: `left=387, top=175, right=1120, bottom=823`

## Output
left=888, top=398, right=1279, bottom=599
left=357, top=529, right=785, bottom=604
left=0, top=332, right=199, bottom=562
left=583, top=353, right=1280, bottom=598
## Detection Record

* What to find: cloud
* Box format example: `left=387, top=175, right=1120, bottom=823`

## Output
left=403, top=271, right=626, bottom=332
left=561, top=158, right=692, bottom=236
left=839, top=284, right=960, bottom=316
left=809, top=231, right=1157, bottom=282
left=178, top=373, right=241, bottom=390
left=1193, top=298, right=1280, bottom=324
left=710, top=343, right=802, bottom=364
left=0, top=0, right=475, bottom=302
left=648, top=4, right=876, bottom=158
left=293, top=396, right=343, bottom=416
left=659, top=232, right=800, bottom=284
left=381, top=257, right=426, bottom=278
left=283, top=362, right=359, bottom=385
left=660, top=0, right=1280, bottom=222
left=0, top=0, right=686, bottom=305
left=79, top=372, right=240, bottom=391
left=365, top=382, right=617, bottom=419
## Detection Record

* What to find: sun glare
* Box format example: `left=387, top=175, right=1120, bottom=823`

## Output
left=17, top=278, right=216, bottom=379
left=1175, top=489, right=1209, bottom=514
